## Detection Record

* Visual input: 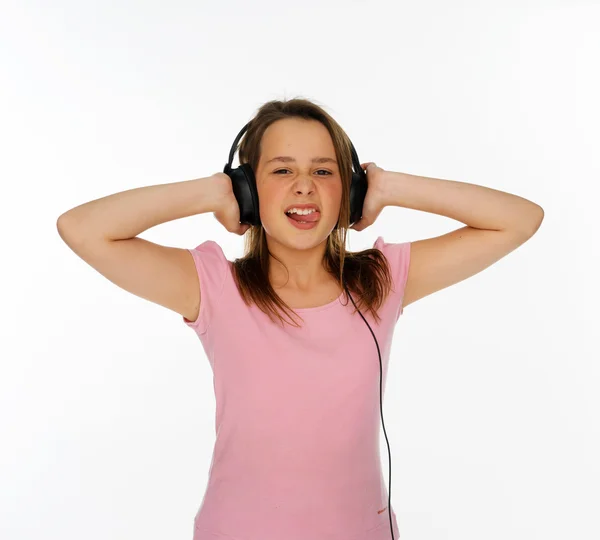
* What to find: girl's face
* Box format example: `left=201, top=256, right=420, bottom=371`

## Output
left=255, top=118, right=343, bottom=250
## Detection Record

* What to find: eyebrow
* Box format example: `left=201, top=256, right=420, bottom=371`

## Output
left=265, top=156, right=338, bottom=165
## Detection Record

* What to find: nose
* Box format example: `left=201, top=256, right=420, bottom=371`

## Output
left=293, top=174, right=316, bottom=194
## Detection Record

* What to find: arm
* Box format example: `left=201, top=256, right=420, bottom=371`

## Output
left=379, top=171, right=544, bottom=308
left=56, top=175, right=230, bottom=322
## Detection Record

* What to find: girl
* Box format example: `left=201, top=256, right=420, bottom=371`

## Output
left=57, top=98, right=544, bottom=540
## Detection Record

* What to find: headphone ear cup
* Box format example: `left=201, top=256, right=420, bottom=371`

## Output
left=349, top=170, right=367, bottom=226
left=225, top=163, right=261, bottom=226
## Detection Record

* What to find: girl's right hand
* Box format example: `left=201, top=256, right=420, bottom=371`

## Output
left=210, top=172, right=251, bottom=236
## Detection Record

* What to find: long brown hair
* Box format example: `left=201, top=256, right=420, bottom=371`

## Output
left=231, top=97, right=394, bottom=328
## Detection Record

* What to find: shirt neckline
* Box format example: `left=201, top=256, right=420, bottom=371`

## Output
left=291, top=290, right=346, bottom=312
left=226, top=260, right=346, bottom=313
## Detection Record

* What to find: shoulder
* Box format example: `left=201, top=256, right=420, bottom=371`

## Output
left=183, top=239, right=231, bottom=332
left=373, top=235, right=411, bottom=265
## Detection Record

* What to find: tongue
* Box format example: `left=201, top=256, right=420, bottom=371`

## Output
left=287, top=211, right=319, bottom=223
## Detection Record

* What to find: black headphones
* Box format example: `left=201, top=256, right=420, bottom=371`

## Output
left=223, top=120, right=368, bottom=227
left=222, top=120, right=396, bottom=540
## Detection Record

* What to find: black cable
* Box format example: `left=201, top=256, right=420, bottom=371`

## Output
left=344, top=281, right=395, bottom=540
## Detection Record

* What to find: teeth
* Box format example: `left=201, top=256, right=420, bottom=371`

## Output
left=286, top=208, right=317, bottom=215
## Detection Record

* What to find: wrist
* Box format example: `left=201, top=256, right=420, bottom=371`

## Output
left=379, top=171, right=409, bottom=208
left=189, top=175, right=229, bottom=215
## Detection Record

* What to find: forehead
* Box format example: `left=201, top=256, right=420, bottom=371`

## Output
left=260, top=118, right=336, bottom=160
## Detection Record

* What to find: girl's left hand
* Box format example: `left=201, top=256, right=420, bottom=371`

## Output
left=350, top=162, right=388, bottom=231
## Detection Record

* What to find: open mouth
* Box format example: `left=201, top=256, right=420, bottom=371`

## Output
left=285, top=210, right=320, bottom=229
left=284, top=210, right=321, bottom=224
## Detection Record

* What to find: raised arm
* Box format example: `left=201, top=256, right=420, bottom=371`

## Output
left=352, top=165, right=544, bottom=309
left=56, top=174, right=231, bottom=322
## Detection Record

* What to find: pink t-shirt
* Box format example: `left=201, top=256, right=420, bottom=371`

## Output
left=183, top=236, right=411, bottom=540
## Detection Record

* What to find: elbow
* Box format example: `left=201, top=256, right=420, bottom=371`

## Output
left=56, top=212, right=74, bottom=238
left=56, top=211, right=84, bottom=246
left=520, top=204, right=545, bottom=237
left=530, top=204, right=544, bottom=234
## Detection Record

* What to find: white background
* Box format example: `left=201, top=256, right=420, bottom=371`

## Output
left=2, top=1, right=598, bottom=539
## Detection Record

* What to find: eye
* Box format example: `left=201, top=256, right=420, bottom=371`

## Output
left=273, top=169, right=332, bottom=175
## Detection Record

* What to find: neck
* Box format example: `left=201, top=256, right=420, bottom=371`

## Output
left=267, top=238, right=330, bottom=290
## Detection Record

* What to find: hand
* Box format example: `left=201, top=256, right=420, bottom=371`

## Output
left=350, top=162, right=388, bottom=232
left=211, top=172, right=251, bottom=235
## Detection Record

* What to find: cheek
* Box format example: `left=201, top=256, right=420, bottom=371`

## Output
left=257, top=178, right=280, bottom=203
left=257, top=182, right=284, bottom=223
left=325, top=182, right=343, bottom=214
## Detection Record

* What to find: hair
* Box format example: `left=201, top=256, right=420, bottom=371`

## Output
left=230, top=97, right=394, bottom=328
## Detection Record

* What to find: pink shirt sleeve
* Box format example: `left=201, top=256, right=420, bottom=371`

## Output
left=182, top=240, right=230, bottom=334
left=373, top=235, right=412, bottom=318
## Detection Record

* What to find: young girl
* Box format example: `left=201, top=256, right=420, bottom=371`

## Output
left=57, top=98, right=544, bottom=540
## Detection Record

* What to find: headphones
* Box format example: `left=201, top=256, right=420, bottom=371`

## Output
left=222, top=120, right=396, bottom=540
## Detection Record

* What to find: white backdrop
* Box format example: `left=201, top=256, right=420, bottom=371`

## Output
left=2, top=1, right=598, bottom=539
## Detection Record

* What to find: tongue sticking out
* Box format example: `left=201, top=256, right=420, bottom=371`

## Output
left=287, top=211, right=320, bottom=223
